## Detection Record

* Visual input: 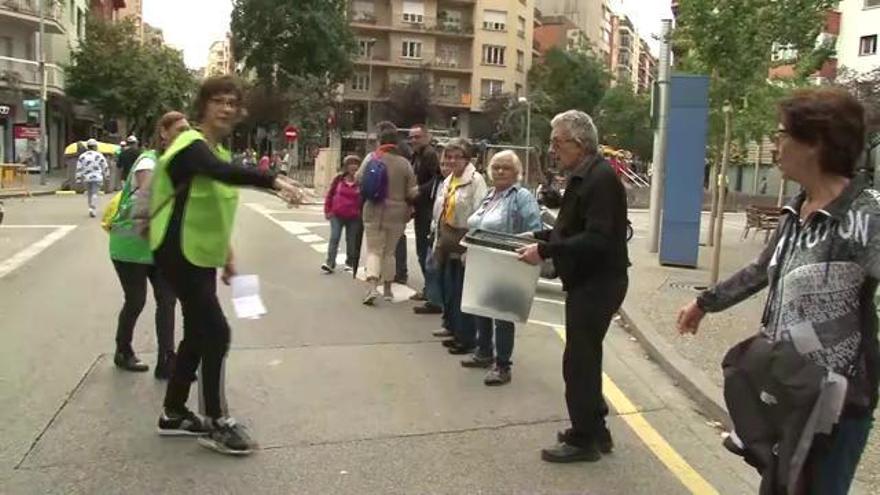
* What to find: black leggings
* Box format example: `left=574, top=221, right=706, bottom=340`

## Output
left=155, top=239, right=231, bottom=420
left=112, top=261, right=176, bottom=356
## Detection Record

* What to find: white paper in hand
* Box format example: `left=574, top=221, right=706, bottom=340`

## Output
left=230, top=275, right=267, bottom=319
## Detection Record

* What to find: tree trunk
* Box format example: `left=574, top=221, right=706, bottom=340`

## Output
left=753, top=140, right=763, bottom=194
left=710, top=108, right=733, bottom=285
left=706, top=145, right=720, bottom=246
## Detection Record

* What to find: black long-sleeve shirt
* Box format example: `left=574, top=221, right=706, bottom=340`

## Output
left=413, top=145, right=440, bottom=211
left=536, top=155, right=629, bottom=290
left=164, top=140, right=276, bottom=251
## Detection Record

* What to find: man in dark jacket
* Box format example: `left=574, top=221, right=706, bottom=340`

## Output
left=117, top=135, right=141, bottom=183
left=519, top=110, right=629, bottom=463
left=408, top=124, right=442, bottom=311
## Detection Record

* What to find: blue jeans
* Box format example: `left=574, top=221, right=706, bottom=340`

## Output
left=441, top=257, right=474, bottom=347
left=326, top=216, right=362, bottom=268
left=474, top=316, right=515, bottom=367
left=806, top=417, right=872, bottom=495
left=423, top=235, right=443, bottom=308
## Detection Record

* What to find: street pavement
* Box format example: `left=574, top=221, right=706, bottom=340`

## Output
left=0, top=191, right=764, bottom=494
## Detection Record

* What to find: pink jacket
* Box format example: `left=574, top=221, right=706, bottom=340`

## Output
left=324, top=175, right=362, bottom=220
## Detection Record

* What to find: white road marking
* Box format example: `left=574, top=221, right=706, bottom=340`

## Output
left=0, top=225, right=73, bottom=229
left=310, top=243, right=329, bottom=254
left=0, top=225, right=76, bottom=280
left=533, top=296, right=565, bottom=305
left=298, top=234, right=324, bottom=243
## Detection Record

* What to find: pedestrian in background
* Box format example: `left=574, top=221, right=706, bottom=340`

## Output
left=679, top=88, right=876, bottom=494
left=108, top=112, right=189, bottom=378
left=76, top=139, right=110, bottom=218
left=463, top=150, right=541, bottom=385
left=435, top=138, right=487, bottom=356
left=407, top=124, right=441, bottom=307
left=415, top=148, right=451, bottom=316
left=322, top=155, right=363, bottom=274
left=358, top=121, right=418, bottom=305
left=258, top=152, right=270, bottom=173
left=149, top=76, right=302, bottom=455
left=117, top=135, right=141, bottom=186
left=519, top=110, right=629, bottom=463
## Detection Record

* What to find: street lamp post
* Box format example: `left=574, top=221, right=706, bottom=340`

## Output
left=366, top=39, right=376, bottom=137
left=38, top=0, right=48, bottom=186
left=518, top=96, right=531, bottom=187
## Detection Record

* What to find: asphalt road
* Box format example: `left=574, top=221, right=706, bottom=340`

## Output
left=0, top=191, right=759, bottom=494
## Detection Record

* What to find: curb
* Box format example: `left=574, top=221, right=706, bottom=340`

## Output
left=617, top=300, right=732, bottom=429
left=0, top=190, right=59, bottom=200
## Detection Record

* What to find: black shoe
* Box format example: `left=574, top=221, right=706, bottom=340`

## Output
left=558, top=427, right=614, bottom=454
left=441, top=338, right=459, bottom=348
left=394, top=276, right=408, bottom=285
left=198, top=417, right=256, bottom=456
left=157, top=408, right=211, bottom=436
left=409, top=291, right=427, bottom=302
left=448, top=344, right=476, bottom=355
left=413, top=303, right=442, bottom=315
left=154, top=351, right=176, bottom=380
left=541, top=442, right=601, bottom=463
left=461, top=355, right=494, bottom=368
left=114, top=352, right=149, bottom=372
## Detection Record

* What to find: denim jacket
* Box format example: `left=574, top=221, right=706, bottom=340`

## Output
left=467, top=185, right=542, bottom=235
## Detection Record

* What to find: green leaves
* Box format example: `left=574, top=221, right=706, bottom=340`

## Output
left=64, top=19, right=196, bottom=138
left=528, top=48, right=610, bottom=116
left=594, top=83, right=654, bottom=160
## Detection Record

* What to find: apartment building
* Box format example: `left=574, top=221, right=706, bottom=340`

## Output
left=1, top=0, right=99, bottom=167
left=533, top=14, right=590, bottom=58
left=345, top=0, right=535, bottom=136
left=114, top=0, right=143, bottom=39
left=534, top=0, right=612, bottom=64
left=205, top=38, right=233, bottom=78
left=836, top=0, right=880, bottom=75
left=609, top=13, right=656, bottom=93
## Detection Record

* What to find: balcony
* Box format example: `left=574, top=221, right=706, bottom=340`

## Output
left=349, top=13, right=475, bottom=38
left=432, top=92, right=472, bottom=108
left=354, top=52, right=472, bottom=73
left=0, top=0, right=65, bottom=34
left=0, top=56, right=65, bottom=94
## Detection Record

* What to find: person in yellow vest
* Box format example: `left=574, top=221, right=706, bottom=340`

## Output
left=149, top=76, right=302, bottom=456
left=108, top=111, right=189, bottom=378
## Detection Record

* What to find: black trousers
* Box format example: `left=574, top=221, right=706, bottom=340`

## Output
left=413, top=206, right=432, bottom=282
left=395, top=234, right=408, bottom=280
left=155, top=239, right=231, bottom=420
left=563, top=277, right=628, bottom=445
left=112, top=260, right=176, bottom=356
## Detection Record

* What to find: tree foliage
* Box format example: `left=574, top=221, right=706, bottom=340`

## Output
left=65, top=19, right=196, bottom=138
left=383, top=75, right=440, bottom=128
left=594, top=83, right=654, bottom=160
left=528, top=48, right=610, bottom=116
left=835, top=67, right=880, bottom=134
left=231, top=0, right=355, bottom=90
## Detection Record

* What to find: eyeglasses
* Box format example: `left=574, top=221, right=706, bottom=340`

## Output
left=209, top=97, right=240, bottom=109
left=549, top=137, right=577, bottom=149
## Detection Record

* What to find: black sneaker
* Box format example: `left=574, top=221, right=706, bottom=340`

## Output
left=557, top=427, right=614, bottom=454
left=448, top=344, right=476, bottom=355
left=321, top=263, right=334, bottom=274
left=541, top=442, right=601, bottom=463
left=461, top=355, right=494, bottom=369
left=114, top=352, right=149, bottom=372
left=198, top=418, right=256, bottom=456
left=441, top=339, right=459, bottom=348
left=157, top=408, right=211, bottom=436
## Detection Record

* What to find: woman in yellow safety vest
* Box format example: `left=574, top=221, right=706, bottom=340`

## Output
left=149, top=76, right=301, bottom=456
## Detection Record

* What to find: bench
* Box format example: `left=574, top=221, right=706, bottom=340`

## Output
left=742, top=205, right=782, bottom=243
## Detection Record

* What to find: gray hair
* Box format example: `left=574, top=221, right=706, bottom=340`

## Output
left=550, top=110, right=599, bottom=152
left=489, top=150, right=523, bottom=180
left=444, top=137, right=472, bottom=159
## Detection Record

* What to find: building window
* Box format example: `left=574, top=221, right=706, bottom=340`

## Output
left=402, top=40, right=423, bottom=59
left=483, top=10, right=507, bottom=31
left=358, top=39, right=374, bottom=58
left=352, top=0, right=375, bottom=22
left=402, top=0, right=425, bottom=24
left=482, top=45, right=505, bottom=66
left=517, top=50, right=524, bottom=71
left=439, top=9, right=462, bottom=30
left=517, top=16, right=526, bottom=38
left=438, top=79, right=459, bottom=98
left=351, top=73, right=370, bottom=92
left=481, top=79, right=504, bottom=98
left=77, top=8, right=85, bottom=39
left=438, top=45, right=460, bottom=67
left=860, top=35, right=878, bottom=56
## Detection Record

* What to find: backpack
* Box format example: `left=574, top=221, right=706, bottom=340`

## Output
left=360, top=152, right=389, bottom=203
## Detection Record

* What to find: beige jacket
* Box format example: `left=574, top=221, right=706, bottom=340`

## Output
left=357, top=150, right=418, bottom=227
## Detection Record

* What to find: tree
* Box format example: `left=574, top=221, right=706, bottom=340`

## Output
left=528, top=47, right=610, bottom=116
left=675, top=0, right=836, bottom=282
left=594, top=83, right=653, bottom=160
left=383, top=74, right=440, bottom=128
left=65, top=19, right=196, bottom=138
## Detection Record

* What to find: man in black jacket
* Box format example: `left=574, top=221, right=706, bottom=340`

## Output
left=408, top=124, right=442, bottom=312
left=117, top=135, right=141, bottom=184
left=519, top=110, right=629, bottom=463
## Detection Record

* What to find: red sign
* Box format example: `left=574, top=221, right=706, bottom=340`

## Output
left=13, top=124, right=40, bottom=139
left=284, top=125, right=298, bottom=142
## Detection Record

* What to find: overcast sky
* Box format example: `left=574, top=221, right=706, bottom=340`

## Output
left=143, top=0, right=672, bottom=69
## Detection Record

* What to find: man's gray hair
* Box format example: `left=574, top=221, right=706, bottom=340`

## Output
left=550, top=110, right=599, bottom=152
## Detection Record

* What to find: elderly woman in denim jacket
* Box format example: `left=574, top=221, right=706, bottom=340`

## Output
left=462, top=150, right=542, bottom=385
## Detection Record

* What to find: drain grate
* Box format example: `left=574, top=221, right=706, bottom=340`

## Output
left=663, top=278, right=709, bottom=293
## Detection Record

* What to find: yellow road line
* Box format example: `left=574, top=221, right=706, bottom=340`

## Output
left=550, top=325, right=719, bottom=495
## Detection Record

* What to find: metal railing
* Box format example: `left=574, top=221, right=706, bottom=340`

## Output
left=349, top=12, right=474, bottom=35
left=356, top=51, right=472, bottom=71
left=0, top=0, right=64, bottom=24
left=0, top=56, right=65, bottom=90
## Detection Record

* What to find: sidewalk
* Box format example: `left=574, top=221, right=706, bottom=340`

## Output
left=621, top=210, right=878, bottom=490
left=0, top=173, right=66, bottom=199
